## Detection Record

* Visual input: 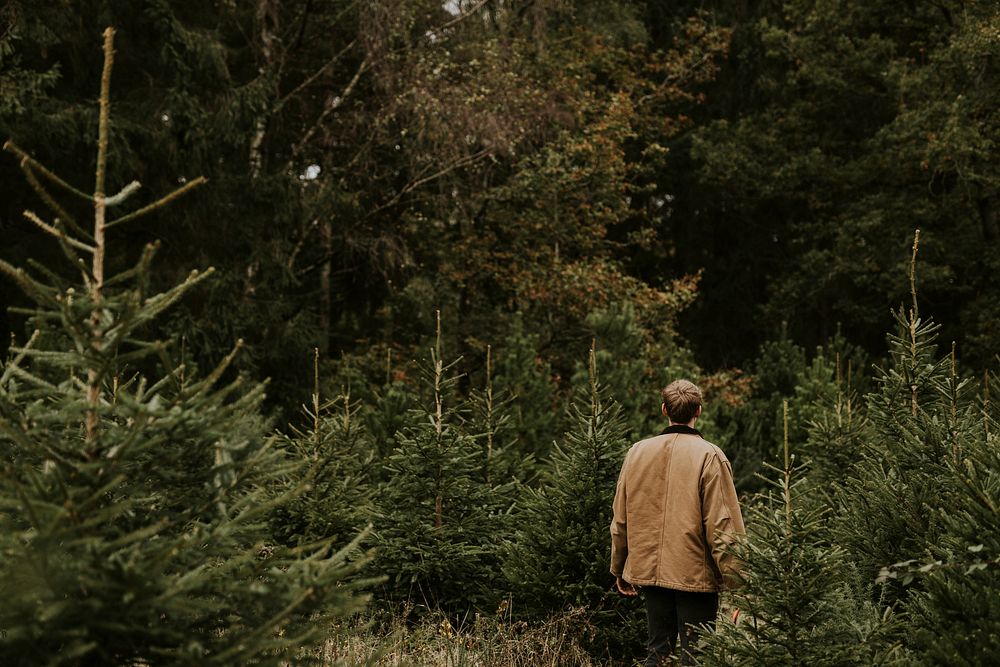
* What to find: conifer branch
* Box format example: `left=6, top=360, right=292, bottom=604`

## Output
left=0, top=330, right=40, bottom=387
left=1, top=363, right=57, bottom=391
left=105, top=177, right=207, bottom=229
left=20, top=160, right=90, bottom=239
left=0, top=259, right=59, bottom=306
left=25, top=258, right=71, bottom=293
left=107, top=342, right=169, bottom=368
left=22, top=210, right=96, bottom=254
left=782, top=400, right=792, bottom=535
left=910, top=229, right=921, bottom=321
left=2, top=140, right=94, bottom=203
left=214, top=587, right=316, bottom=662
left=130, top=267, right=215, bottom=329
left=145, top=363, right=187, bottom=398
left=485, top=344, right=494, bottom=484
left=184, top=338, right=245, bottom=401
left=104, top=242, right=159, bottom=288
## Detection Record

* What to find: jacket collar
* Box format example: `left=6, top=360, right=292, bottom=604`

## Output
left=659, top=424, right=702, bottom=437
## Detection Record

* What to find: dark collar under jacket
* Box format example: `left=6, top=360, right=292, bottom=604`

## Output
left=659, top=424, right=702, bottom=437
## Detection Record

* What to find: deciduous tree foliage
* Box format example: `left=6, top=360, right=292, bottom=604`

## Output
left=1, top=1, right=724, bottom=417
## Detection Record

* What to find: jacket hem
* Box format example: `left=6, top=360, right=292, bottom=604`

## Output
left=623, top=577, right=721, bottom=593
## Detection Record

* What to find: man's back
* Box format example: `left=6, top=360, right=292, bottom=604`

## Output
left=610, top=425, right=744, bottom=593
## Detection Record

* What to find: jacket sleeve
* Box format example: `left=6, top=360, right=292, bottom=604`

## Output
left=609, top=452, right=630, bottom=578
left=701, top=451, right=746, bottom=590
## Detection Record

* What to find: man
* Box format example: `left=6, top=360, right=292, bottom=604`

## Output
left=610, top=379, right=744, bottom=666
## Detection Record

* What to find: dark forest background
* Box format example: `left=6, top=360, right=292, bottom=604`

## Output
left=4, top=0, right=997, bottom=418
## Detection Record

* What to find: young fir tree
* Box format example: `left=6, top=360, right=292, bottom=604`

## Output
left=872, top=364, right=997, bottom=662
left=503, top=345, right=642, bottom=655
left=832, top=231, right=962, bottom=607
left=467, top=344, right=523, bottom=488
left=0, top=29, right=371, bottom=665
left=374, top=312, right=502, bottom=612
left=492, top=315, right=557, bottom=462
left=571, top=303, right=659, bottom=440
left=271, top=349, right=375, bottom=548
left=699, top=404, right=896, bottom=667
left=363, top=347, right=418, bottom=465
left=795, top=345, right=870, bottom=495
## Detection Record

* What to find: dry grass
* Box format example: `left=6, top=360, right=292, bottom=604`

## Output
left=315, top=604, right=605, bottom=666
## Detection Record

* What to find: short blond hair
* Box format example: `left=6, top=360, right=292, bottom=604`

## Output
left=661, top=379, right=703, bottom=424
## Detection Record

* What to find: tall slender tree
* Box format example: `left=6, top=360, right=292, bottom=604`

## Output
left=0, top=29, right=371, bottom=665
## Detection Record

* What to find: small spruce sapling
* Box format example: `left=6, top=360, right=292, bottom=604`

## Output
left=492, top=315, right=558, bottom=461
left=833, top=231, right=962, bottom=606
left=272, top=348, right=375, bottom=548
left=571, top=303, right=658, bottom=440
left=503, top=343, right=642, bottom=656
left=699, top=403, right=894, bottom=667
left=375, top=311, right=501, bottom=612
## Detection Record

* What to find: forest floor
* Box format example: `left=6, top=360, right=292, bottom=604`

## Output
left=314, top=608, right=601, bottom=666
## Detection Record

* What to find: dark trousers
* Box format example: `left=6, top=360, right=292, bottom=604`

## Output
left=642, top=586, right=719, bottom=666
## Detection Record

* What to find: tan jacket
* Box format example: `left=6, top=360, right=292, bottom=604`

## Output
left=610, top=425, right=745, bottom=592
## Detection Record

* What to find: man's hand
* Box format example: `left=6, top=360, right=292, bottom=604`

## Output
left=614, top=576, right=638, bottom=597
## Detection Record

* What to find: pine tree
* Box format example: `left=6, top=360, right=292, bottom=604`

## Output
left=571, top=303, right=660, bottom=440
left=699, top=403, right=895, bottom=667
left=796, top=344, right=869, bottom=494
left=467, top=343, right=523, bottom=488
left=492, top=315, right=557, bottom=462
left=868, top=350, right=999, bottom=662
left=833, top=232, right=961, bottom=607
left=503, top=345, right=641, bottom=654
left=902, top=378, right=1000, bottom=665
left=0, top=30, right=371, bottom=665
left=374, top=312, right=502, bottom=612
left=271, top=349, right=375, bottom=548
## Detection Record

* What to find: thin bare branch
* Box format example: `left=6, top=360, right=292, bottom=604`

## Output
left=277, top=39, right=357, bottom=111
left=22, top=210, right=96, bottom=253
left=3, top=140, right=93, bottom=202
left=287, top=56, right=369, bottom=170
left=19, top=159, right=91, bottom=240
left=364, top=149, right=491, bottom=219
left=435, top=0, right=491, bottom=33
left=106, top=177, right=208, bottom=229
